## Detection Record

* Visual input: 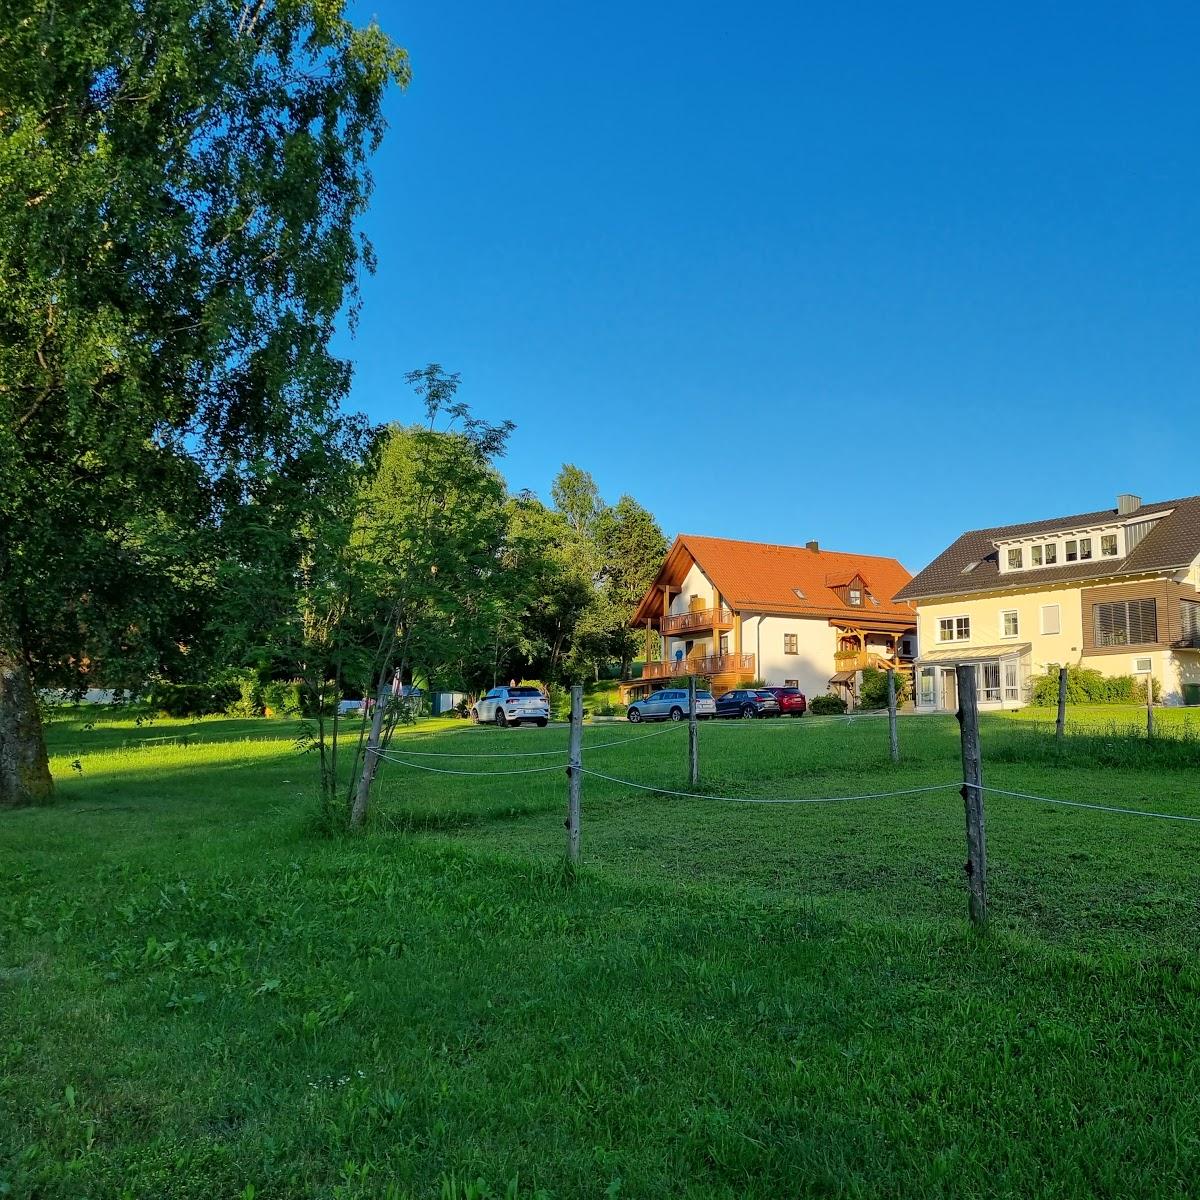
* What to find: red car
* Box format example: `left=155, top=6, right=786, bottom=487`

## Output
left=764, top=686, right=807, bottom=716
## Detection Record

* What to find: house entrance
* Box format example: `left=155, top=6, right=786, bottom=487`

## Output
left=939, top=667, right=957, bottom=713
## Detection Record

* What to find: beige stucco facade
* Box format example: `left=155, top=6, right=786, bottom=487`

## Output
left=914, top=567, right=1200, bottom=708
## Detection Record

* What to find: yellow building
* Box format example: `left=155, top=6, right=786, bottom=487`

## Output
left=895, top=494, right=1200, bottom=710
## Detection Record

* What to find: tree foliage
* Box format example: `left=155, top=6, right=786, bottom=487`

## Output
left=0, top=0, right=408, bottom=804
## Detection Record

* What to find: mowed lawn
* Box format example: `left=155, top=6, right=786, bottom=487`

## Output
left=4, top=707, right=1200, bottom=1198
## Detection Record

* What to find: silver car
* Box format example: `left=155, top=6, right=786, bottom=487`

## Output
left=627, top=688, right=716, bottom=723
left=471, top=686, right=550, bottom=728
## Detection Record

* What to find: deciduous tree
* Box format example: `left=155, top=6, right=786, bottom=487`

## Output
left=0, top=0, right=408, bottom=805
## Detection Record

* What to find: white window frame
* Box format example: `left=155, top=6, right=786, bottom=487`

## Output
left=783, top=633, right=798, bottom=655
left=1040, top=604, right=1061, bottom=636
left=918, top=666, right=936, bottom=706
left=1043, top=542, right=1058, bottom=565
left=1003, top=661, right=1020, bottom=702
left=1101, top=534, right=1119, bottom=558
left=1133, top=656, right=1153, bottom=675
left=1000, top=610, right=1019, bottom=639
left=937, top=615, right=971, bottom=643
left=1007, top=547, right=1023, bottom=570
left=1031, top=545, right=1043, bottom=567
left=979, top=661, right=1001, bottom=702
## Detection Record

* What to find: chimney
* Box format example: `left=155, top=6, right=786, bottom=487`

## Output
left=805, top=540, right=819, bottom=552
left=1117, top=493, right=1142, bottom=516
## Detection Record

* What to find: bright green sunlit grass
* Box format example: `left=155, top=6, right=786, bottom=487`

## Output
left=3, top=705, right=1200, bottom=1197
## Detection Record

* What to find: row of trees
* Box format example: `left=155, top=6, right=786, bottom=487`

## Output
left=0, top=2, right=666, bottom=816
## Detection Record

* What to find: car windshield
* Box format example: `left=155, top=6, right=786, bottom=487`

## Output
left=774, top=688, right=800, bottom=696
left=696, top=691, right=713, bottom=700
left=507, top=687, right=543, bottom=698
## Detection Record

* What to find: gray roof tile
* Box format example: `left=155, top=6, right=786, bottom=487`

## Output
left=896, top=496, right=1200, bottom=601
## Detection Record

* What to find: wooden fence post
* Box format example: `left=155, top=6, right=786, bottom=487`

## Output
left=1055, top=665, right=1068, bottom=745
left=955, top=664, right=987, bottom=928
left=566, top=685, right=583, bottom=864
left=1146, top=668, right=1155, bottom=740
left=688, top=674, right=699, bottom=787
left=887, top=669, right=899, bottom=763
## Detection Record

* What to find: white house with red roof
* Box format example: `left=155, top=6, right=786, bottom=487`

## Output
left=623, top=535, right=918, bottom=705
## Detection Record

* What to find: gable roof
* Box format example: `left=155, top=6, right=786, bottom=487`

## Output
left=895, top=495, right=1200, bottom=602
left=632, top=535, right=917, bottom=624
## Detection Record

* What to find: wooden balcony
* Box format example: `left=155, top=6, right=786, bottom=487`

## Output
left=834, top=650, right=911, bottom=673
left=641, top=652, right=755, bottom=681
left=660, top=607, right=734, bottom=636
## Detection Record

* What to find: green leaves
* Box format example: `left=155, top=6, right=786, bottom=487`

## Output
left=0, top=1, right=408, bottom=780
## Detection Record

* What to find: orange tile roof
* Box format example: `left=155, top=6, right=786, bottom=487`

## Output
left=633, top=534, right=917, bottom=624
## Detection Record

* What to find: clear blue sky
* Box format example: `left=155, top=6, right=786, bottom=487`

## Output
left=338, top=1, right=1200, bottom=573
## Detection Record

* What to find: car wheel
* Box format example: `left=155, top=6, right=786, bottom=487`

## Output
left=495, top=710, right=508, bottom=728
left=536, top=718, right=548, bottom=728
left=470, top=708, right=480, bottom=724
left=741, top=704, right=756, bottom=719
left=669, top=707, right=684, bottom=722
left=628, top=708, right=642, bottom=723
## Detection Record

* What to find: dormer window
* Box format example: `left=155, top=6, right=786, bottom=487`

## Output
left=1101, top=534, right=1119, bottom=557
left=848, top=588, right=862, bottom=606
left=1079, top=538, right=1093, bottom=561
left=1007, top=548, right=1023, bottom=569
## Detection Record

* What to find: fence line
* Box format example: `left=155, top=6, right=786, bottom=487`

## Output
left=375, top=752, right=1200, bottom=824
left=370, top=721, right=686, bottom=760
left=982, top=785, right=1200, bottom=824
left=371, top=752, right=564, bottom=777
left=578, top=767, right=961, bottom=806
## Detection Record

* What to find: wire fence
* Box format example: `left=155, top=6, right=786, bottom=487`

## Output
left=370, top=671, right=1200, bottom=929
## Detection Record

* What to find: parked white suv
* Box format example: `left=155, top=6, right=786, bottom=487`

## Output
left=471, top=686, right=550, bottom=728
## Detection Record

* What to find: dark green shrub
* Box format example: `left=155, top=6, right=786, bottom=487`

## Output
left=859, top=667, right=911, bottom=710
left=262, top=681, right=305, bottom=717
left=809, top=693, right=847, bottom=716
left=225, top=672, right=265, bottom=718
left=1030, top=665, right=1162, bottom=706
left=149, top=682, right=239, bottom=718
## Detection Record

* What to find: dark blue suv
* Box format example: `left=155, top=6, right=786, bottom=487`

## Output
left=715, top=689, right=781, bottom=719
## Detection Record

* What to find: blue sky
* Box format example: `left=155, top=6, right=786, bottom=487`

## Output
left=337, top=1, right=1200, bottom=572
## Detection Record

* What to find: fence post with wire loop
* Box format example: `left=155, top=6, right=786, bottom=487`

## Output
left=1056, top=665, right=1068, bottom=745
left=1146, top=667, right=1155, bottom=740
left=955, top=663, right=987, bottom=928
left=688, top=674, right=700, bottom=787
left=566, top=685, right=583, bottom=865
left=887, top=669, right=899, bottom=763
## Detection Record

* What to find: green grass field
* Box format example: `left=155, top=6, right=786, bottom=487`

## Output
left=4, top=704, right=1200, bottom=1198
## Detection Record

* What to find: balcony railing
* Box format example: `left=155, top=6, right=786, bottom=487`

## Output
left=834, top=650, right=911, bottom=673
left=642, top=652, right=755, bottom=681
left=661, top=607, right=735, bottom=636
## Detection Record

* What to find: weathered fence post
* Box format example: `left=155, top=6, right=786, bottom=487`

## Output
left=688, top=674, right=699, bottom=787
left=566, top=685, right=583, bottom=864
left=887, top=669, right=899, bottom=763
left=1146, top=668, right=1155, bottom=740
left=955, top=664, right=987, bottom=928
left=1055, top=665, right=1068, bottom=745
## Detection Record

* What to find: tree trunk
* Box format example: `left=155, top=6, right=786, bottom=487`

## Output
left=0, top=640, right=54, bottom=807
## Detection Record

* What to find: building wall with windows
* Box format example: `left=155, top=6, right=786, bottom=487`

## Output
left=739, top=614, right=839, bottom=696
left=914, top=575, right=1200, bottom=707
left=914, top=583, right=1084, bottom=677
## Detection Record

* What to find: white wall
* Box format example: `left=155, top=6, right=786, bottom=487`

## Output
left=742, top=615, right=839, bottom=695
left=669, top=561, right=718, bottom=617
